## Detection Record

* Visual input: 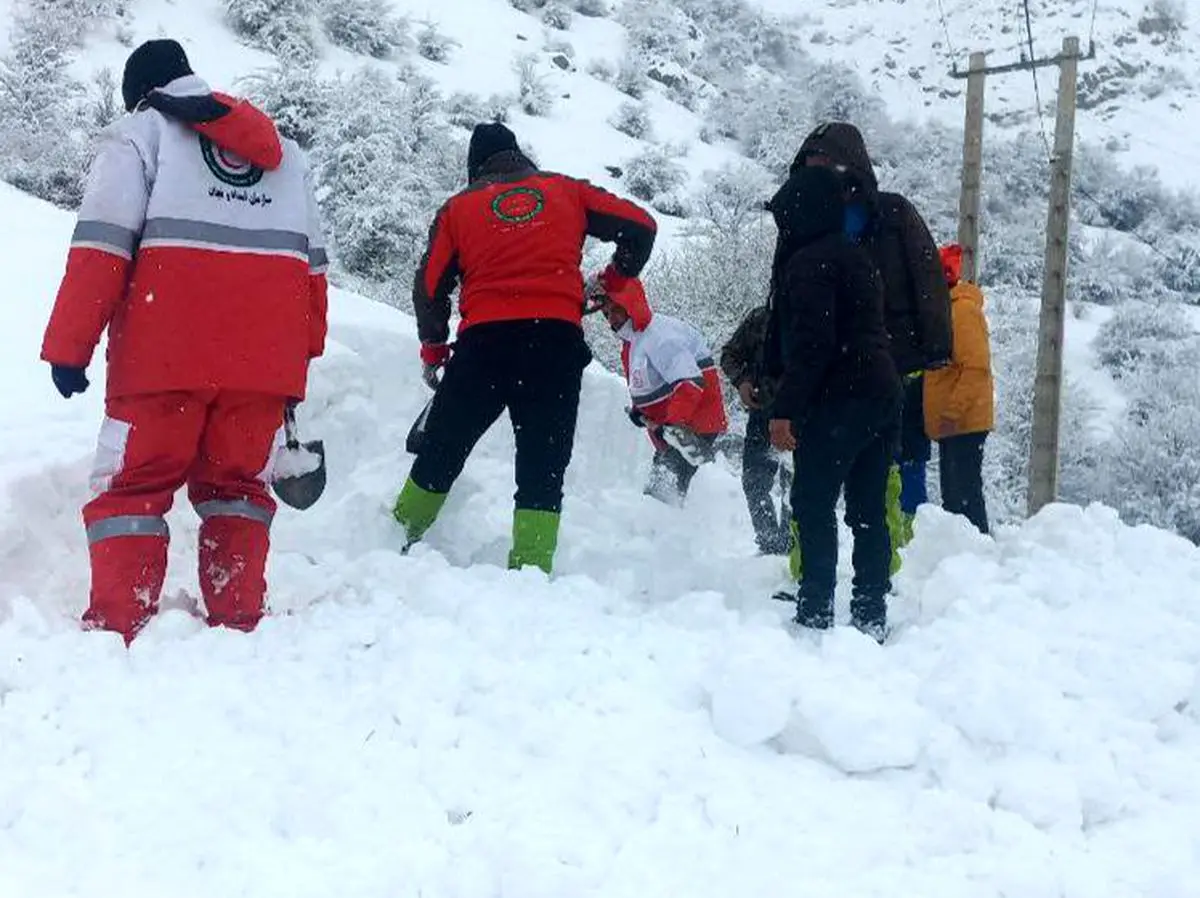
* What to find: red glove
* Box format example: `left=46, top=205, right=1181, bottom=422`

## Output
left=420, top=343, right=451, bottom=366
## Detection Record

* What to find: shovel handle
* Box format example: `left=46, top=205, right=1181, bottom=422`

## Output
left=283, top=403, right=301, bottom=451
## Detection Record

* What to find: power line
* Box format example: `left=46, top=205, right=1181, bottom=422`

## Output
left=1087, top=0, right=1100, bottom=52
left=935, top=0, right=959, bottom=69
left=1021, top=0, right=1053, bottom=158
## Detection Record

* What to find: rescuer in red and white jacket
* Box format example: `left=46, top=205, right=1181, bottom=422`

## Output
left=594, top=271, right=728, bottom=503
left=39, top=40, right=328, bottom=644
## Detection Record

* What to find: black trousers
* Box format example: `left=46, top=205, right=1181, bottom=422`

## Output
left=410, top=320, right=592, bottom=513
left=792, top=396, right=901, bottom=626
left=743, top=409, right=792, bottom=553
left=938, top=432, right=989, bottom=534
left=645, top=431, right=718, bottom=504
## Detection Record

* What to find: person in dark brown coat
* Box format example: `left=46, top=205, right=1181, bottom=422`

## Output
left=764, top=165, right=902, bottom=642
left=791, top=122, right=952, bottom=549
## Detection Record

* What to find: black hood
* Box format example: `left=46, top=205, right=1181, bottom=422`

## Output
left=790, top=121, right=878, bottom=200
left=769, top=165, right=845, bottom=255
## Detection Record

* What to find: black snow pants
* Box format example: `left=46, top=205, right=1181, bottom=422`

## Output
left=791, top=396, right=901, bottom=629
left=410, top=320, right=592, bottom=513
left=742, top=409, right=792, bottom=554
left=645, top=431, right=718, bottom=505
left=938, top=432, right=990, bottom=534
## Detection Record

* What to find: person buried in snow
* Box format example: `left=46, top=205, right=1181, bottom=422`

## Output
left=39, top=39, right=329, bottom=645
left=590, top=272, right=728, bottom=505
left=764, top=165, right=902, bottom=643
left=393, top=122, right=657, bottom=574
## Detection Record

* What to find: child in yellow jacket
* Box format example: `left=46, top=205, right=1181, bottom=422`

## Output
left=923, top=244, right=994, bottom=533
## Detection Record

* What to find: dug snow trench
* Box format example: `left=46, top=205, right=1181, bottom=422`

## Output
left=3, top=184, right=1200, bottom=897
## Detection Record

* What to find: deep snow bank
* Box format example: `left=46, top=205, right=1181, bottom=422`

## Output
left=4, top=184, right=1200, bottom=897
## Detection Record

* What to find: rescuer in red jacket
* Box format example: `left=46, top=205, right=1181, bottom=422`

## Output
left=592, top=272, right=728, bottom=504
left=39, top=40, right=328, bottom=644
left=393, top=122, right=657, bottom=574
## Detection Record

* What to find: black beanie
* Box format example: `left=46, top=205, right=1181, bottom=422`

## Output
left=122, top=39, right=193, bottom=112
left=467, top=122, right=520, bottom=181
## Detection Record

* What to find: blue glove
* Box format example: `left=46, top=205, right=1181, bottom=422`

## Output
left=50, top=365, right=89, bottom=399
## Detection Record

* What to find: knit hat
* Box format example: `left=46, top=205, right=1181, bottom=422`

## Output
left=122, top=39, right=193, bottom=112
left=467, top=122, right=520, bottom=181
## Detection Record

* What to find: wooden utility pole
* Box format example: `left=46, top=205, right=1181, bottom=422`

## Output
left=955, top=52, right=987, bottom=282
left=1027, top=36, right=1082, bottom=516
left=951, top=36, right=1093, bottom=517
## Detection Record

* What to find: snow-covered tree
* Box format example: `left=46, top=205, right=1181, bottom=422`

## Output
left=320, top=0, right=409, bottom=59
left=238, top=61, right=332, bottom=149
left=225, top=0, right=318, bottom=60
left=0, top=1, right=92, bottom=206
left=623, top=146, right=687, bottom=213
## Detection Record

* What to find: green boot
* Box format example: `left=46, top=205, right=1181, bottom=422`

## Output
left=884, top=464, right=911, bottom=575
left=787, top=518, right=803, bottom=582
left=508, top=508, right=561, bottom=574
left=392, top=478, right=448, bottom=547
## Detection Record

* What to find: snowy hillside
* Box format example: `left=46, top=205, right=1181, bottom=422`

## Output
left=755, top=0, right=1200, bottom=191
left=6, top=150, right=1200, bottom=895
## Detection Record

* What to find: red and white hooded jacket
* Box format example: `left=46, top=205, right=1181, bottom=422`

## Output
left=41, top=75, right=328, bottom=399
left=604, top=274, right=728, bottom=437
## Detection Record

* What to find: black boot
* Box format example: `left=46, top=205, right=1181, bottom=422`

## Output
left=850, top=591, right=888, bottom=644
left=794, top=583, right=833, bottom=630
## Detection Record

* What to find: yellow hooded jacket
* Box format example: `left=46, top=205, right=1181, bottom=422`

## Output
left=923, top=280, right=994, bottom=439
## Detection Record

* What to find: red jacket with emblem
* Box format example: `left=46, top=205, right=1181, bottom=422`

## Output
left=413, top=152, right=657, bottom=347
left=606, top=275, right=728, bottom=437
left=41, top=74, right=328, bottom=399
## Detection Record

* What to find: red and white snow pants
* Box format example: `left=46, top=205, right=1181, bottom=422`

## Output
left=82, top=390, right=286, bottom=644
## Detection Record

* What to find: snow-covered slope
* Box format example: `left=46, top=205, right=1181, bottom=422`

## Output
left=6, top=166, right=1200, bottom=895
left=755, top=0, right=1200, bottom=191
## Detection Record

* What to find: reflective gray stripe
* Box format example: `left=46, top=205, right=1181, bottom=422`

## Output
left=309, top=246, right=329, bottom=270
left=637, top=376, right=708, bottom=405
left=141, top=218, right=309, bottom=256
left=71, top=220, right=139, bottom=258
left=86, top=515, right=168, bottom=544
left=194, top=499, right=273, bottom=526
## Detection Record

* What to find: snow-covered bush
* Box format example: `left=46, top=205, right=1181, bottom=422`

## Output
left=587, top=57, right=615, bottom=81
left=238, top=61, right=332, bottom=149
left=416, top=21, right=458, bottom=63
left=611, top=101, right=651, bottom=140
left=1093, top=301, right=1195, bottom=378
left=1103, top=352, right=1200, bottom=542
left=623, top=146, right=688, bottom=216
left=542, top=2, right=572, bottom=30
left=573, top=0, right=607, bottom=15
left=614, top=51, right=649, bottom=99
left=515, top=54, right=553, bottom=116
left=225, top=0, right=317, bottom=60
left=321, top=0, right=408, bottom=59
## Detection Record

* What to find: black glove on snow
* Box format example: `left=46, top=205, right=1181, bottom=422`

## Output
left=627, top=407, right=647, bottom=428
left=50, top=364, right=89, bottom=399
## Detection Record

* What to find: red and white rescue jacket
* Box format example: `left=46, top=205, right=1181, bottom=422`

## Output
left=608, top=278, right=728, bottom=437
left=41, top=75, right=328, bottom=399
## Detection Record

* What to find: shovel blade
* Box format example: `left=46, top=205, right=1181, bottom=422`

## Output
left=272, top=439, right=327, bottom=510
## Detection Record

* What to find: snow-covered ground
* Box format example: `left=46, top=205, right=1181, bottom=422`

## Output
left=6, top=165, right=1200, bottom=895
